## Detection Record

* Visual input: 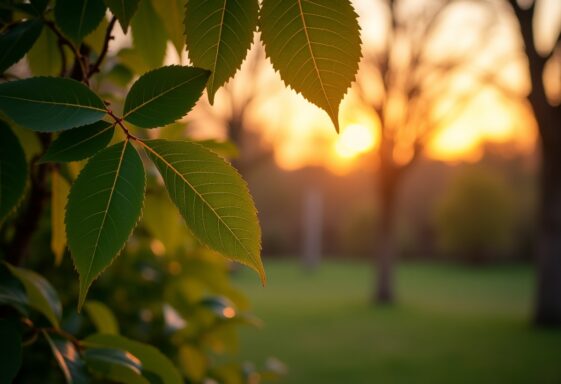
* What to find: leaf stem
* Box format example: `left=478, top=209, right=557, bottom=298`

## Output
left=106, top=109, right=140, bottom=142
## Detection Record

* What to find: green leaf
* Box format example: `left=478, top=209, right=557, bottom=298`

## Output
left=142, top=139, right=265, bottom=284
left=66, top=140, right=145, bottom=309
left=84, top=14, right=108, bottom=54
left=0, top=319, right=23, bottom=383
left=83, top=347, right=147, bottom=384
left=85, top=333, right=183, bottom=384
left=259, top=0, right=362, bottom=131
left=7, top=264, right=63, bottom=327
left=0, top=77, right=107, bottom=132
left=143, top=192, right=182, bottom=253
left=0, top=121, right=27, bottom=222
left=151, top=0, right=184, bottom=56
left=0, top=263, right=27, bottom=309
left=105, top=0, right=140, bottom=33
left=51, top=170, right=70, bottom=265
left=185, top=0, right=258, bottom=104
left=41, top=121, right=115, bottom=163
left=0, top=18, right=43, bottom=73
left=43, top=332, right=90, bottom=384
left=27, top=27, right=63, bottom=76
left=54, top=0, right=107, bottom=44
left=131, top=0, right=167, bottom=69
left=178, top=345, right=206, bottom=382
left=84, top=300, right=119, bottom=334
left=123, top=65, right=209, bottom=128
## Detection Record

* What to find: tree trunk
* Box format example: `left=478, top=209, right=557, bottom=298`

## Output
left=373, top=164, right=399, bottom=305
left=534, top=115, right=561, bottom=326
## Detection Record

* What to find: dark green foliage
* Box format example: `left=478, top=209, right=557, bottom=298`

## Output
left=41, top=121, right=115, bottom=162
left=0, top=122, right=27, bottom=222
left=0, top=319, right=22, bottom=384
left=54, top=0, right=107, bottom=44
left=185, top=0, right=259, bottom=103
left=0, top=18, right=43, bottom=73
left=123, top=65, right=210, bottom=128
left=66, top=141, right=146, bottom=309
left=0, top=77, right=106, bottom=132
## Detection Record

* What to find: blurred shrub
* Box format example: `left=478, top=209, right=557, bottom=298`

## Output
left=434, top=167, right=516, bottom=263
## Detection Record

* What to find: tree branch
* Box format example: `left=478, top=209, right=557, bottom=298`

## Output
left=87, top=16, right=117, bottom=78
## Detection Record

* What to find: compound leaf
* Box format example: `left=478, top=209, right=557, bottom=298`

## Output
left=123, top=65, right=209, bottom=128
left=0, top=77, right=106, bottom=132
left=185, top=0, right=258, bottom=104
left=0, top=18, right=43, bottom=73
left=0, top=121, right=27, bottom=222
left=66, top=140, right=145, bottom=310
left=259, top=0, right=361, bottom=131
left=142, top=139, right=265, bottom=284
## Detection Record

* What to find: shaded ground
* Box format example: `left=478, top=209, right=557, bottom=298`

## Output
left=234, top=260, right=561, bottom=384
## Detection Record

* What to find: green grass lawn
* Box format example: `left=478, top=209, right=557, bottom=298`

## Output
left=233, top=260, right=561, bottom=384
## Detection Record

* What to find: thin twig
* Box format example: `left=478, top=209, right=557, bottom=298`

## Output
left=43, top=19, right=88, bottom=83
left=88, top=16, right=117, bottom=78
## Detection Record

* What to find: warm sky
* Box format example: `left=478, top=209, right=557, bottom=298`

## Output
left=184, top=0, right=560, bottom=174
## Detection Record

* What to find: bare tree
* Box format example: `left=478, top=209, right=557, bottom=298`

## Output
left=192, top=43, right=275, bottom=174
left=509, top=0, right=561, bottom=326
left=355, top=0, right=516, bottom=304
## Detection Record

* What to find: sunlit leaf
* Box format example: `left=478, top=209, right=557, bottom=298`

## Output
left=85, top=333, right=183, bottom=384
left=105, top=0, right=140, bottom=33
left=0, top=18, right=43, bottom=73
left=0, top=121, right=27, bottom=222
left=27, top=28, right=63, bottom=76
left=51, top=170, right=70, bottom=265
left=178, top=345, right=206, bottom=382
left=131, top=0, right=167, bottom=69
left=185, top=0, right=258, bottom=104
left=123, top=65, right=209, bottom=128
left=84, top=300, right=119, bottom=335
left=259, top=0, right=362, bottom=131
left=54, top=0, right=107, bottom=44
left=143, top=192, right=183, bottom=252
left=84, top=15, right=108, bottom=54
left=152, top=0, right=185, bottom=55
left=83, top=347, right=147, bottom=384
left=41, top=121, right=114, bottom=162
left=66, top=140, right=145, bottom=309
left=142, top=139, right=265, bottom=284
left=0, top=77, right=107, bottom=132
left=43, top=332, right=90, bottom=384
left=7, top=264, right=63, bottom=327
left=0, top=319, right=23, bottom=383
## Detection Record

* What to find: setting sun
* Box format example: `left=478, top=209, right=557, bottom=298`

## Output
left=335, top=124, right=376, bottom=159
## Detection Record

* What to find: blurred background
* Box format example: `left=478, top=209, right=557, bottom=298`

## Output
left=181, top=0, right=561, bottom=382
